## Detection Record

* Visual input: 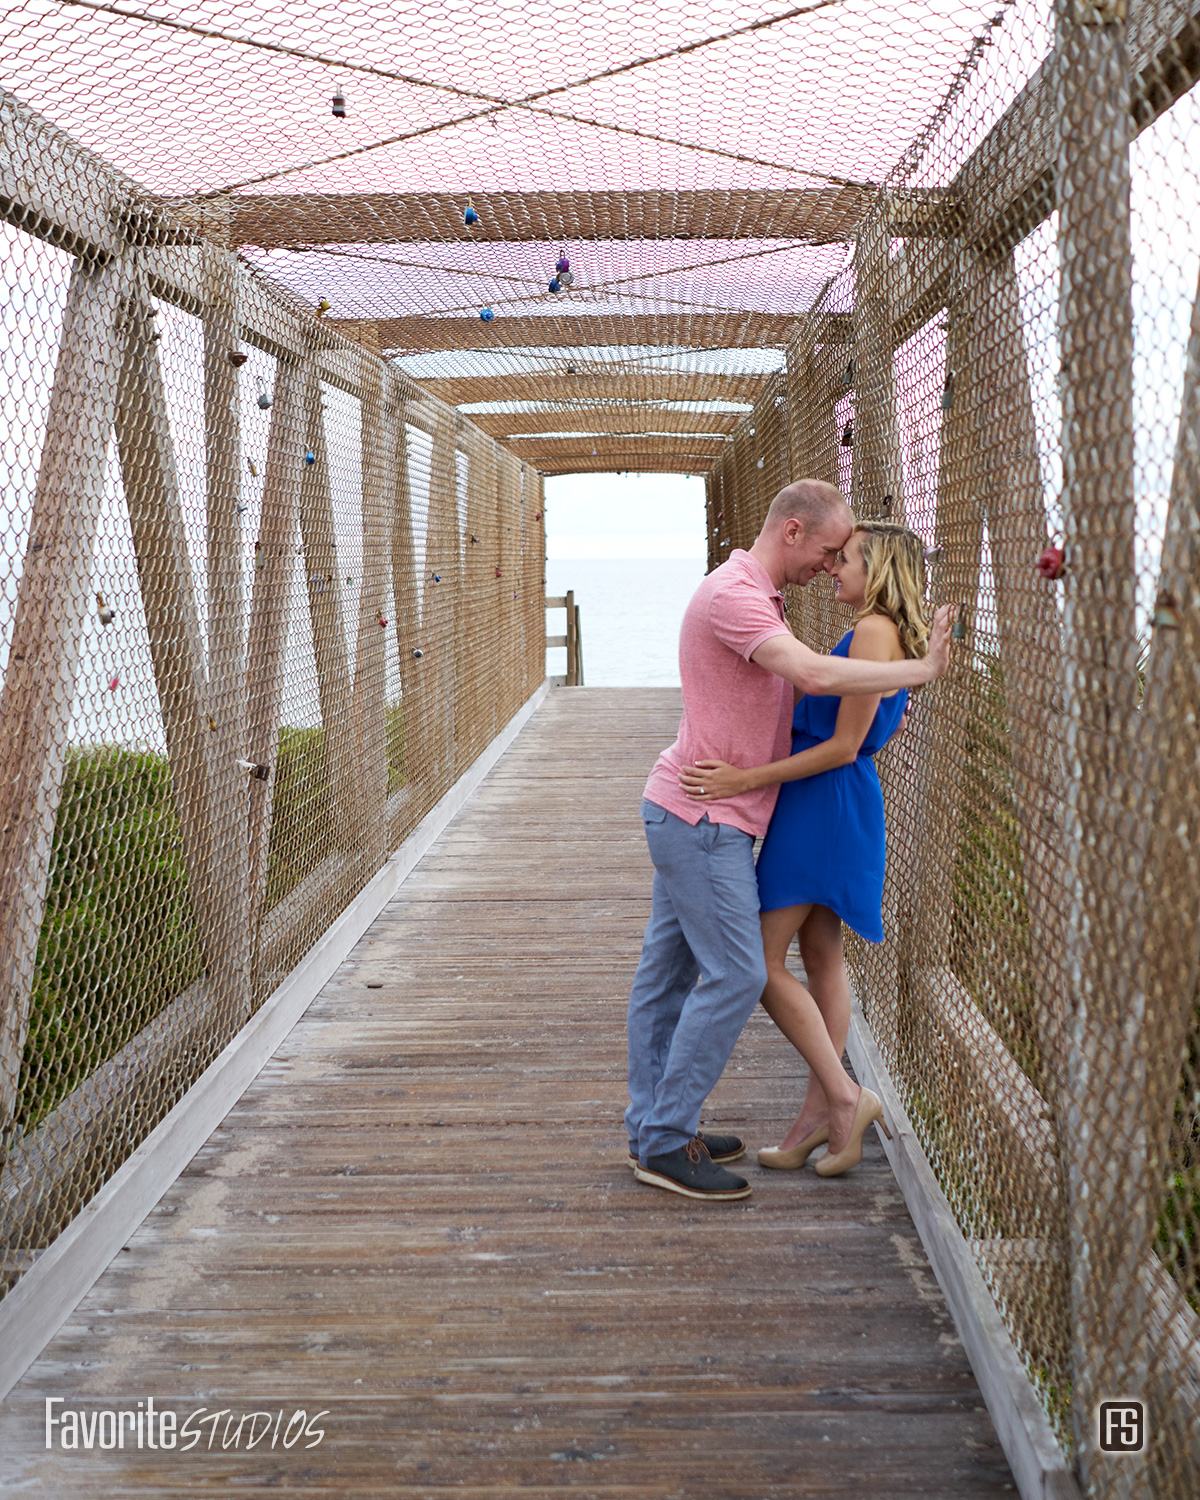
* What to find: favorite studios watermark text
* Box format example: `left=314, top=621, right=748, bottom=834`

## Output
left=45, top=1398, right=328, bottom=1452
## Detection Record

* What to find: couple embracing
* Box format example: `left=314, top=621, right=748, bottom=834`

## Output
left=625, top=478, right=954, bottom=1201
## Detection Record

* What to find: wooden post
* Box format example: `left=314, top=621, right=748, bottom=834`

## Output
left=903, top=272, right=987, bottom=985
left=246, top=358, right=306, bottom=954
left=0, top=254, right=128, bottom=1150
left=848, top=208, right=910, bottom=1059
left=202, top=245, right=250, bottom=1024
left=388, top=401, right=431, bottom=837
left=1054, top=3, right=1148, bottom=1488
left=852, top=208, right=905, bottom=515
left=783, top=313, right=843, bottom=653
left=352, top=351, right=392, bottom=873
left=573, top=602, right=584, bottom=687
left=565, top=590, right=577, bottom=687
left=298, top=365, right=359, bottom=850
left=496, top=450, right=523, bottom=715
left=424, top=410, right=459, bottom=788
left=463, top=427, right=498, bottom=744
left=973, top=250, right=1072, bottom=1097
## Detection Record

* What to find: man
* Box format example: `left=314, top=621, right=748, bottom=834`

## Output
left=626, top=479, right=953, bottom=1201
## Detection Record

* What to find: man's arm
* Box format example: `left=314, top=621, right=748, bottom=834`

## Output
left=751, top=603, right=955, bottom=695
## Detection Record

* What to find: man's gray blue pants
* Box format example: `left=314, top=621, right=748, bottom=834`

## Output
left=626, top=798, right=768, bottom=1164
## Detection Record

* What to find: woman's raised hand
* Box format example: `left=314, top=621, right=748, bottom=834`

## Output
left=678, top=759, right=749, bottom=801
left=924, top=602, right=956, bottom=681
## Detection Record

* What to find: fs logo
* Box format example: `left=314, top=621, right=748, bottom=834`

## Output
left=1098, top=1401, right=1145, bottom=1454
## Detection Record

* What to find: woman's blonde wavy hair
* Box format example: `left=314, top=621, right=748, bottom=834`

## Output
left=850, top=521, right=931, bottom=660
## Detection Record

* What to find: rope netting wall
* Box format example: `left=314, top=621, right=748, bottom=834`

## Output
left=0, top=102, right=546, bottom=1322
left=2, top=1, right=1200, bottom=1495
left=705, top=8, right=1200, bottom=1496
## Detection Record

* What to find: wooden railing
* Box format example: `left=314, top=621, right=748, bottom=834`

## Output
left=546, top=592, right=585, bottom=686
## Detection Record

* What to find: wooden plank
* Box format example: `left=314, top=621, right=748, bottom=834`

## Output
left=229, top=187, right=887, bottom=249
left=1053, top=8, right=1148, bottom=1491
left=0, top=683, right=547, bottom=1406
left=370, top=312, right=800, bottom=353
left=0, top=254, right=128, bottom=1149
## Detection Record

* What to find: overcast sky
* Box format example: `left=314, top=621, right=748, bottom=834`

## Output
left=543, top=472, right=708, bottom=559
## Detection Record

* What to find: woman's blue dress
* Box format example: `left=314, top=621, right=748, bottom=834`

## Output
left=756, top=630, right=907, bottom=941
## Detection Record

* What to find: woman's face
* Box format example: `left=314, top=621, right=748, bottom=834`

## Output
left=832, top=531, right=869, bottom=608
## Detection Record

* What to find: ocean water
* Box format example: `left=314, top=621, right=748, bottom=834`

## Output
left=545, top=557, right=706, bottom=687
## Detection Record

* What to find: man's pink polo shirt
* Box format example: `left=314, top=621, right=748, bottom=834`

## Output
left=643, top=549, right=794, bottom=838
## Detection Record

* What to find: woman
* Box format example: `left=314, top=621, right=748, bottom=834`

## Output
left=678, top=521, right=930, bottom=1177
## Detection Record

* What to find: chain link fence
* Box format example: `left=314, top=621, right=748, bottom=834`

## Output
left=0, top=129, right=545, bottom=1309
left=707, top=7, right=1200, bottom=1495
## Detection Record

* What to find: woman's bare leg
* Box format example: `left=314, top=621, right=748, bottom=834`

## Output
left=783, top=906, right=853, bottom=1145
left=759, top=905, right=859, bottom=1152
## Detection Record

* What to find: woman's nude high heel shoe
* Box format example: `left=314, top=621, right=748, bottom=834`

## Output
left=757, top=1125, right=829, bottom=1170
left=814, top=1088, right=891, bottom=1178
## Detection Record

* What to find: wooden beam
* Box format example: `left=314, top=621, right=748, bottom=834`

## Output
left=298, top=365, right=360, bottom=853
left=1054, top=6, right=1148, bottom=1489
left=387, top=404, right=431, bottom=844
left=506, top=433, right=727, bottom=464
left=352, top=352, right=393, bottom=872
left=535, top=452, right=721, bottom=476
left=472, top=407, right=742, bottom=439
left=0, top=255, right=128, bottom=1148
left=370, top=312, right=803, bottom=353
left=115, top=285, right=222, bottom=995
left=202, top=245, right=251, bottom=1025
left=227, top=188, right=925, bottom=249
left=246, top=359, right=306, bottom=961
left=414, top=371, right=766, bottom=407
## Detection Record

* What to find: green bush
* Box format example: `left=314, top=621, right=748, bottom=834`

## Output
left=19, top=747, right=202, bottom=1131
left=17, top=721, right=366, bottom=1132
left=263, top=725, right=336, bottom=911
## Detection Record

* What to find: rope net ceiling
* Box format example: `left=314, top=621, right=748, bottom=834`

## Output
left=1, top=0, right=1050, bottom=472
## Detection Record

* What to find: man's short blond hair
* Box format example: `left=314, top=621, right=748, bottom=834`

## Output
left=763, top=479, right=849, bottom=532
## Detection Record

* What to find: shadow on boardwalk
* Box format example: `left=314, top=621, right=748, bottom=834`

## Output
left=0, top=688, right=1014, bottom=1497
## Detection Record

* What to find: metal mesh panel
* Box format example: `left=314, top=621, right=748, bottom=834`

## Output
left=1, top=3, right=1199, bottom=1495
left=0, top=178, right=546, bottom=1306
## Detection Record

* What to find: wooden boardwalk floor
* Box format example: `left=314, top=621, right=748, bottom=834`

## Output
left=1, top=689, right=1014, bottom=1497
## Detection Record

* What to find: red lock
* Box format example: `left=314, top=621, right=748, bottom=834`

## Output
left=1036, top=540, right=1065, bottom=581
left=495, top=567, right=502, bottom=578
